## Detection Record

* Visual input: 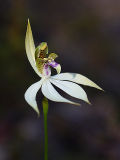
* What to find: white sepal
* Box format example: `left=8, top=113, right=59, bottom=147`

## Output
left=25, top=19, right=42, bottom=77
left=41, top=79, right=80, bottom=105
left=50, top=78, right=90, bottom=104
left=52, top=73, right=103, bottom=90
left=24, top=79, right=44, bottom=115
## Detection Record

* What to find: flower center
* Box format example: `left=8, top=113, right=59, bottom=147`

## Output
left=35, top=42, right=60, bottom=77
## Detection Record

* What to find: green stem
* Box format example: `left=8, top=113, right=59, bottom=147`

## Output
left=44, top=111, right=48, bottom=160
left=42, top=97, right=48, bottom=160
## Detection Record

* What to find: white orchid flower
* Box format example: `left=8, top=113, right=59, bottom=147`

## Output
left=24, top=19, right=103, bottom=115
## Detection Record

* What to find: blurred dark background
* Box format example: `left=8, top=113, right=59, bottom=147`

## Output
left=0, top=0, right=120, bottom=160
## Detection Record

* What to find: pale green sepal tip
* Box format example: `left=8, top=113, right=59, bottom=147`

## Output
left=88, top=100, right=91, bottom=105
left=37, top=112, right=40, bottom=118
left=86, top=99, right=91, bottom=105
left=55, top=64, right=61, bottom=74
left=73, top=103, right=80, bottom=106
left=27, top=18, right=30, bottom=27
left=95, top=85, right=104, bottom=91
left=36, top=108, right=40, bottom=117
left=32, top=105, right=40, bottom=117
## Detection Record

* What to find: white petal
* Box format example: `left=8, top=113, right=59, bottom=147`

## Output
left=41, top=79, right=80, bottom=105
left=25, top=19, right=42, bottom=77
left=24, top=79, right=44, bottom=115
left=50, top=78, right=90, bottom=104
left=52, top=73, right=103, bottom=90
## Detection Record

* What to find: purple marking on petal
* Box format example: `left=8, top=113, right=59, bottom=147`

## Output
left=45, top=64, right=49, bottom=69
left=45, top=64, right=49, bottom=75
left=43, top=63, right=51, bottom=77
left=46, top=70, right=49, bottom=75
left=49, top=60, right=58, bottom=68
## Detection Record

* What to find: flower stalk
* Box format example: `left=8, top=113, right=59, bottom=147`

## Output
left=42, top=97, right=48, bottom=160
